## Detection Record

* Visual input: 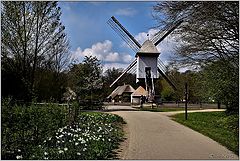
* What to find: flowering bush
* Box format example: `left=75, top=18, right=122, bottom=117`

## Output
left=30, top=112, right=125, bottom=160
left=2, top=98, right=125, bottom=160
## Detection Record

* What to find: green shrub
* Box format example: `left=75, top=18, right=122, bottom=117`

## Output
left=1, top=99, right=67, bottom=159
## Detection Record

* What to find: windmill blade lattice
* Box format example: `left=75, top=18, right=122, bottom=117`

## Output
left=157, top=58, right=178, bottom=90
left=107, top=16, right=141, bottom=53
left=152, top=20, right=183, bottom=46
left=110, top=58, right=137, bottom=87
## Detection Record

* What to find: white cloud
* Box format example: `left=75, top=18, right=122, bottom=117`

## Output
left=122, top=54, right=133, bottom=63
left=105, top=52, right=119, bottom=62
left=71, top=40, right=134, bottom=68
left=135, top=28, right=159, bottom=45
left=115, top=8, right=137, bottom=17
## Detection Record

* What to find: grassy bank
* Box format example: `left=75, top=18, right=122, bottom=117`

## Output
left=172, top=112, right=239, bottom=155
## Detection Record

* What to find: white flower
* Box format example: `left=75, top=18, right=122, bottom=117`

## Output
left=77, top=152, right=81, bottom=155
left=17, top=149, right=21, bottom=152
left=83, top=148, right=87, bottom=151
left=74, top=134, right=78, bottom=137
left=44, top=157, right=48, bottom=160
left=69, top=140, right=72, bottom=142
left=64, top=147, right=68, bottom=151
left=48, top=137, right=52, bottom=140
left=58, top=150, right=64, bottom=154
left=16, top=155, right=23, bottom=159
left=75, top=142, right=79, bottom=146
left=44, top=152, right=48, bottom=155
left=108, top=139, right=111, bottom=141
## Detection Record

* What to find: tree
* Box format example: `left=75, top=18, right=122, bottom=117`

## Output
left=201, top=60, right=239, bottom=112
left=1, top=1, right=70, bottom=101
left=68, top=56, right=103, bottom=102
left=158, top=69, right=204, bottom=103
left=159, top=79, right=175, bottom=101
left=153, top=1, right=239, bottom=67
left=153, top=2, right=239, bottom=111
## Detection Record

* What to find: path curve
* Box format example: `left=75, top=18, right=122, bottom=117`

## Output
left=108, top=106, right=238, bottom=160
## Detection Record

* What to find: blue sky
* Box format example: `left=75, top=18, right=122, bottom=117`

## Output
left=58, top=1, right=177, bottom=71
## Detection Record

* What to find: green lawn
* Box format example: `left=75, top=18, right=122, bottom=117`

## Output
left=140, top=107, right=185, bottom=112
left=139, top=107, right=203, bottom=112
left=172, top=112, right=239, bottom=155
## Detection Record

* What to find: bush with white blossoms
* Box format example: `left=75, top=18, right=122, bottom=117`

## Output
left=30, top=112, right=125, bottom=160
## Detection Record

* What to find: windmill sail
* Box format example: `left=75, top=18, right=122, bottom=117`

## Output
left=157, top=58, right=177, bottom=90
left=107, top=16, right=141, bottom=53
left=109, top=59, right=137, bottom=87
left=152, top=20, right=183, bottom=46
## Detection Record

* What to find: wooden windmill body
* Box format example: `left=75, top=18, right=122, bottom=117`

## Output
left=136, top=40, right=159, bottom=82
left=107, top=16, right=182, bottom=102
left=135, top=40, right=160, bottom=100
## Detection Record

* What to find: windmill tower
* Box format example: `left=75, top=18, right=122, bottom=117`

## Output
left=107, top=16, right=182, bottom=102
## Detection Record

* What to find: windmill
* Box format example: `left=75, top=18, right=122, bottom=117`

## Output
left=107, top=16, right=182, bottom=102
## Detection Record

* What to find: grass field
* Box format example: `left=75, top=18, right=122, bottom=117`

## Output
left=139, top=107, right=204, bottom=112
left=140, top=107, right=185, bottom=112
left=172, top=112, right=239, bottom=155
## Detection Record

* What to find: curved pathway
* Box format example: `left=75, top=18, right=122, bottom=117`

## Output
left=108, top=106, right=238, bottom=160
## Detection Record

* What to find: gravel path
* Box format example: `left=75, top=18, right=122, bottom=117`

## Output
left=108, top=106, right=238, bottom=160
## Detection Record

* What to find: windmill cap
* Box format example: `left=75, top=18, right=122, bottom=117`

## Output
left=135, top=40, right=160, bottom=57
